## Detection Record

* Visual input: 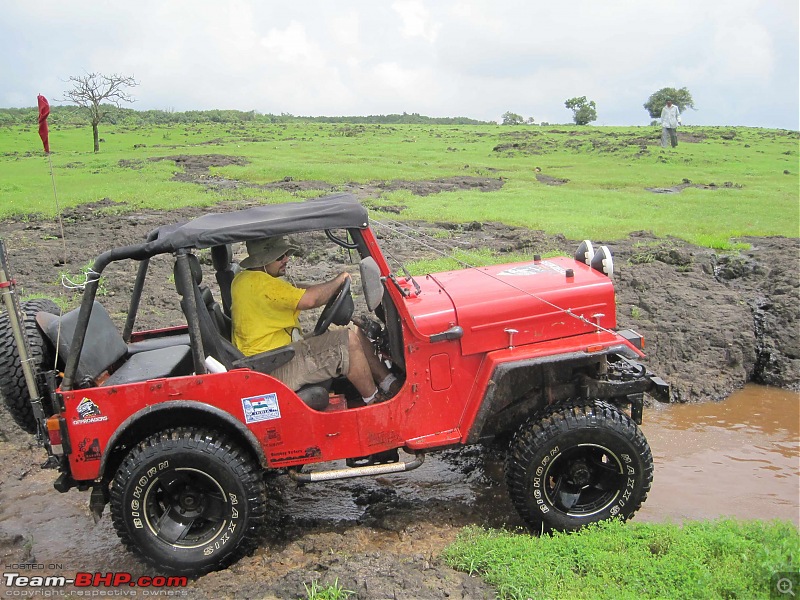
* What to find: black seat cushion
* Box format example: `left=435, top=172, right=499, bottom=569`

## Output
left=104, top=345, right=193, bottom=386
left=36, top=302, right=128, bottom=383
left=37, top=303, right=194, bottom=387
left=127, top=333, right=192, bottom=354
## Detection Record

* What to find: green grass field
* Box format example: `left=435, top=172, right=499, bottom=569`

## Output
left=1, top=122, right=797, bottom=247
left=444, top=519, right=798, bottom=600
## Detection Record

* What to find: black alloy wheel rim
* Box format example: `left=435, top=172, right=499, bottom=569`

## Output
left=142, top=467, right=229, bottom=548
left=542, top=443, right=625, bottom=516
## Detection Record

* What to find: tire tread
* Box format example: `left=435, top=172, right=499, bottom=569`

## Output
left=505, top=398, right=653, bottom=532
left=109, top=427, right=266, bottom=575
left=0, top=299, right=59, bottom=433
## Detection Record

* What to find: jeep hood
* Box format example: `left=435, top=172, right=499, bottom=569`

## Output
left=418, top=258, right=618, bottom=356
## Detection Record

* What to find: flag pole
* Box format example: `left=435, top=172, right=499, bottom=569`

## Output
left=37, top=94, right=66, bottom=267
left=46, top=146, right=66, bottom=267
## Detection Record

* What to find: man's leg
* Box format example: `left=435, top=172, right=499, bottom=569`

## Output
left=670, top=128, right=678, bottom=147
left=354, top=328, right=391, bottom=384
left=346, top=328, right=401, bottom=402
left=661, top=128, right=669, bottom=148
left=270, top=328, right=393, bottom=401
left=346, top=329, right=379, bottom=398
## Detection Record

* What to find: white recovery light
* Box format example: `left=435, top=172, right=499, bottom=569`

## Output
left=575, top=240, right=595, bottom=265
left=590, top=245, right=614, bottom=277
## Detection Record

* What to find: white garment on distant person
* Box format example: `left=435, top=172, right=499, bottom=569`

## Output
left=661, top=104, right=681, bottom=128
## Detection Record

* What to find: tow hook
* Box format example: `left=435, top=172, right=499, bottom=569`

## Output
left=649, top=375, right=671, bottom=403
left=40, top=455, right=61, bottom=469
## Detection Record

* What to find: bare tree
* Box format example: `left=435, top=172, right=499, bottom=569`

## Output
left=64, top=72, right=138, bottom=152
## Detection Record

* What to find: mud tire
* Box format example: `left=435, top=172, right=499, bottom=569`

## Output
left=0, top=298, right=60, bottom=433
left=110, top=428, right=266, bottom=575
left=505, top=399, right=653, bottom=533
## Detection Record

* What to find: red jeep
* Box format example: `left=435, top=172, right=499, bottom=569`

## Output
left=0, top=194, right=669, bottom=575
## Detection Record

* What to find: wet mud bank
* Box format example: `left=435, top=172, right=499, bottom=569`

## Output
left=0, top=183, right=797, bottom=598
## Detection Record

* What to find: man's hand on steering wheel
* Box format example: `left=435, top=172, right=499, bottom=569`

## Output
left=313, top=273, right=354, bottom=336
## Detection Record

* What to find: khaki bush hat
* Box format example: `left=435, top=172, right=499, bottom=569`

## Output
left=240, top=236, right=298, bottom=269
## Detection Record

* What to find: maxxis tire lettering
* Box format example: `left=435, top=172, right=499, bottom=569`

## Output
left=505, top=399, right=653, bottom=533
left=110, top=427, right=266, bottom=575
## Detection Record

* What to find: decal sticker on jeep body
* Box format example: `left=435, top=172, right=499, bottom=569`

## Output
left=77, top=437, right=102, bottom=462
left=242, top=393, right=281, bottom=424
left=72, top=397, right=109, bottom=425
left=269, top=446, right=321, bottom=464
left=498, top=261, right=566, bottom=276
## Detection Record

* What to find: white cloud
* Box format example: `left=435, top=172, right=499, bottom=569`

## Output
left=712, top=21, right=775, bottom=81
left=373, top=62, right=415, bottom=91
left=330, top=11, right=362, bottom=49
left=448, top=2, right=503, bottom=33
left=261, top=22, right=326, bottom=67
left=392, top=0, right=440, bottom=43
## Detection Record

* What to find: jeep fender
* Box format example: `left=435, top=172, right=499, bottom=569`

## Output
left=463, top=339, right=642, bottom=445
left=98, top=400, right=266, bottom=480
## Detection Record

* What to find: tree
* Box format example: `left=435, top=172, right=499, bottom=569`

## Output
left=564, top=96, right=597, bottom=125
left=501, top=111, right=524, bottom=126
left=643, top=87, right=695, bottom=119
left=64, top=72, right=138, bottom=152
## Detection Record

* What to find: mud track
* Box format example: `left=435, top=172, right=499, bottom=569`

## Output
left=0, top=159, right=797, bottom=598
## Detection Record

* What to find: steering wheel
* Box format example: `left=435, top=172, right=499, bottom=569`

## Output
left=313, top=276, right=354, bottom=336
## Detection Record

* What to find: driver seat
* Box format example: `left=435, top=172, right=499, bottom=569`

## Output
left=176, top=254, right=329, bottom=410
left=210, top=244, right=238, bottom=319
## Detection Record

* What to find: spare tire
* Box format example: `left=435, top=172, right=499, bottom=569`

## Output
left=0, top=299, right=60, bottom=433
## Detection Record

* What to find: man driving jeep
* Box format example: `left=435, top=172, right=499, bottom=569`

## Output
left=231, top=236, right=398, bottom=404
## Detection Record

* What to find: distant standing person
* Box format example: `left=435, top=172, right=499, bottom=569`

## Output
left=660, top=99, right=681, bottom=148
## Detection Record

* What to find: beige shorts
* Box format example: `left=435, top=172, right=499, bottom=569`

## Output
left=270, top=326, right=350, bottom=391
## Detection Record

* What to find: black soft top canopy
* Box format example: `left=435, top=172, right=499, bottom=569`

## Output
left=94, top=194, right=369, bottom=270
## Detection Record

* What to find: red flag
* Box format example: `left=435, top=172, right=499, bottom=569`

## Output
left=37, top=94, right=50, bottom=153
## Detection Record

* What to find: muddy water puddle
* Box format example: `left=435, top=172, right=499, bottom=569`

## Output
left=638, top=384, right=799, bottom=525
left=274, top=446, right=520, bottom=530
left=281, top=385, right=799, bottom=528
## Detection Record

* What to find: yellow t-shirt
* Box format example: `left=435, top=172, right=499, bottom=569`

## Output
left=231, top=270, right=306, bottom=356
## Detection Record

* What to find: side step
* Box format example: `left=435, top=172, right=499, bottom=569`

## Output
left=288, top=453, right=424, bottom=483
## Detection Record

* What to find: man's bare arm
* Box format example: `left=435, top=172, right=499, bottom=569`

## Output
left=297, top=272, right=350, bottom=310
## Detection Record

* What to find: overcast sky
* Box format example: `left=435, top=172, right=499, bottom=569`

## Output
left=1, top=0, right=798, bottom=129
